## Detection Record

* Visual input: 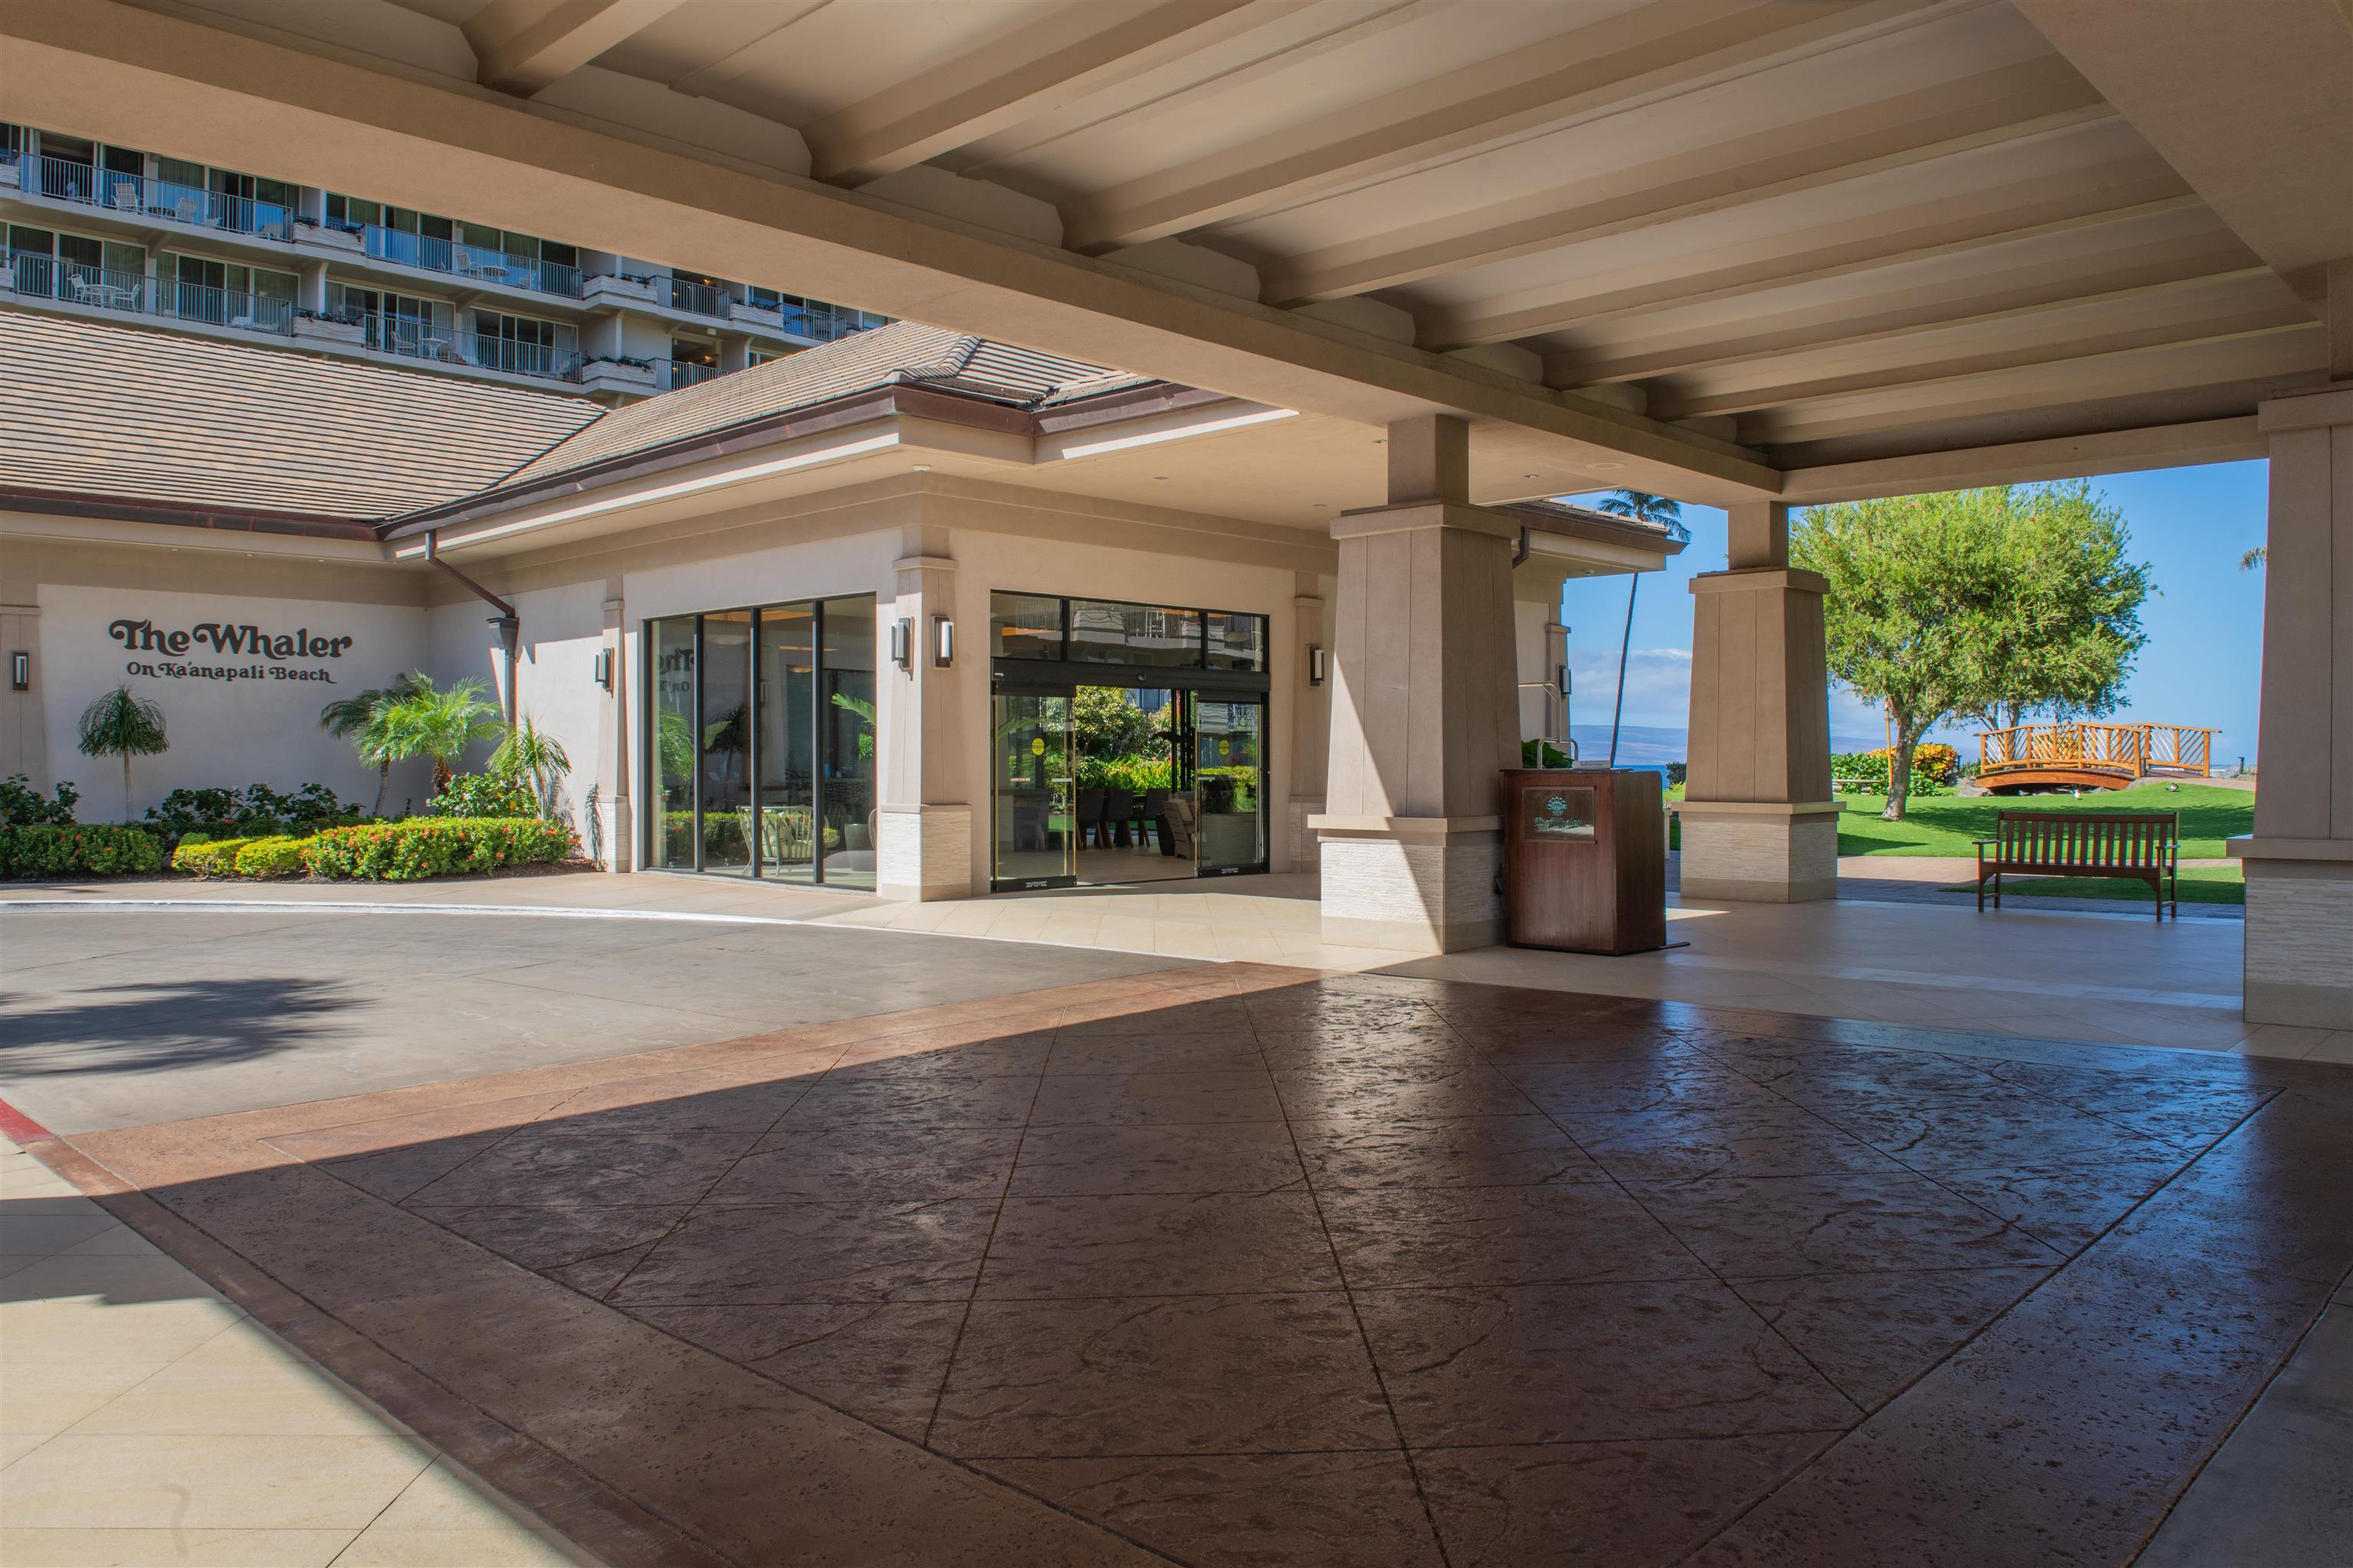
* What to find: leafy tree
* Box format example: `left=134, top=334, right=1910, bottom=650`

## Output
left=1792, top=484, right=2148, bottom=820
left=489, top=719, right=572, bottom=817
left=1595, top=489, right=1684, bottom=528
left=830, top=692, right=878, bottom=760
left=372, top=674, right=506, bottom=794
left=1073, top=686, right=1158, bottom=761
left=2240, top=545, right=2266, bottom=571
left=319, top=673, right=427, bottom=816
left=77, top=685, right=169, bottom=823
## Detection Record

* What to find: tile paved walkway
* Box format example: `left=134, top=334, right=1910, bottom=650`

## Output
left=21, top=961, right=2353, bottom=1566
left=0, top=1133, right=594, bottom=1566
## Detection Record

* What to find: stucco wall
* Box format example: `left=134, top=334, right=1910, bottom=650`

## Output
left=34, top=578, right=434, bottom=819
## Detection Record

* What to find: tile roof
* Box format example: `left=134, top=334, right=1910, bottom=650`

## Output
left=0, top=310, right=600, bottom=520
left=490, top=320, right=1149, bottom=490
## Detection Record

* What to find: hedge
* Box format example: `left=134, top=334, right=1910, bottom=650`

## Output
left=234, top=836, right=313, bottom=879
left=173, top=836, right=256, bottom=876
left=301, top=817, right=576, bottom=881
left=0, top=824, right=166, bottom=879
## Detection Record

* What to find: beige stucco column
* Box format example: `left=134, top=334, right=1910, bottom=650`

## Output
left=593, top=588, right=631, bottom=872
left=2235, top=377, right=2353, bottom=1027
left=1286, top=580, right=1330, bottom=872
left=1312, top=416, right=1521, bottom=951
left=1680, top=500, right=1839, bottom=902
left=876, top=532, right=974, bottom=901
left=0, top=600, right=47, bottom=791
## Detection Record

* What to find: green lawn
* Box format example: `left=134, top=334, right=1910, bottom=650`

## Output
left=1938, top=864, right=2245, bottom=905
left=1833, top=784, right=2253, bottom=858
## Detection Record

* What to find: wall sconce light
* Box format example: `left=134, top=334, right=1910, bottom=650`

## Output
left=932, top=614, right=954, bottom=668
left=592, top=648, right=613, bottom=691
left=1307, top=645, right=1327, bottom=686
left=1556, top=663, right=1572, bottom=698
left=891, top=617, right=912, bottom=672
left=8, top=651, right=25, bottom=692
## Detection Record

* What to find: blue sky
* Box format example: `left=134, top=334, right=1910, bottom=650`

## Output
left=1558, top=460, right=2271, bottom=763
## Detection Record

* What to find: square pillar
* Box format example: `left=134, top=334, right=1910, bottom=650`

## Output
left=2235, top=381, right=2353, bottom=1027
left=876, top=541, right=974, bottom=901
left=593, top=589, right=633, bottom=872
left=1313, top=499, right=1522, bottom=951
left=1681, top=501, right=1840, bottom=902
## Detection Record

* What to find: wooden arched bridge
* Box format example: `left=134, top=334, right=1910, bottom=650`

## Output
left=1977, top=722, right=2217, bottom=794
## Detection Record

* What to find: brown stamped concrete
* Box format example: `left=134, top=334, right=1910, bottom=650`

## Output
left=25, top=963, right=2353, bottom=1567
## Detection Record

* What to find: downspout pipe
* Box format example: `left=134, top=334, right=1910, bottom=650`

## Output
left=424, top=529, right=520, bottom=727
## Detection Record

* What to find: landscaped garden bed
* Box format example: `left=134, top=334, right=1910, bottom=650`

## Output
left=174, top=817, right=578, bottom=882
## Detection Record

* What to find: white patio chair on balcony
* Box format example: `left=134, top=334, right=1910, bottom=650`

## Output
left=172, top=195, right=201, bottom=225
left=107, top=178, right=141, bottom=211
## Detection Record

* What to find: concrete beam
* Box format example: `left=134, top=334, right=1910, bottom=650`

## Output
left=1425, top=170, right=2199, bottom=348
left=1560, top=254, right=2271, bottom=386
left=1262, top=57, right=2109, bottom=305
left=462, top=0, right=685, bottom=98
left=1779, top=414, right=2266, bottom=502
left=1746, top=322, right=2323, bottom=445
left=1062, top=0, right=1937, bottom=253
left=803, top=0, right=1265, bottom=187
left=0, top=0, right=1785, bottom=506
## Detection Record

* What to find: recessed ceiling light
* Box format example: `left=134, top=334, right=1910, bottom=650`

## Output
left=1154, top=475, right=1168, bottom=481
left=1524, top=473, right=1540, bottom=480
left=1590, top=461, right=1625, bottom=471
left=911, top=463, right=931, bottom=472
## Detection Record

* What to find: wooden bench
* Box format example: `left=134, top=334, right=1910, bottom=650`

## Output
left=1975, top=809, right=2179, bottom=921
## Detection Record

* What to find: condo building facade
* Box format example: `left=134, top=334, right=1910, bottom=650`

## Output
left=0, top=121, right=887, bottom=404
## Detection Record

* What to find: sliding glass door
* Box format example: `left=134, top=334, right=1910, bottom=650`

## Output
left=644, top=597, right=876, bottom=882
left=992, top=688, right=1075, bottom=890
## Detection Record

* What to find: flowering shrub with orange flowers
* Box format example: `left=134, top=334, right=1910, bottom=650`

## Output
left=300, top=817, right=576, bottom=881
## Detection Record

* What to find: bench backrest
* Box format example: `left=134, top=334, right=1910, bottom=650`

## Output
left=1992, top=810, right=2176, bottom=870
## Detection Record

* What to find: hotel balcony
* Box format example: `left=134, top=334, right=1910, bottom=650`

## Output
left=20, top=155, right=295, bottom=243
left=8, top=256, right=295, bottom=337
left=352, top=225, right=584, bottom=299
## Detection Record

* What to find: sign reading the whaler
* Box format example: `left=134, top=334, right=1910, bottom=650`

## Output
left=108, top=617, right=355, bottom=685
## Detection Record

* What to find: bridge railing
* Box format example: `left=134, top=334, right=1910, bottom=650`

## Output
left=1978, top=722, right=2214, bottom=780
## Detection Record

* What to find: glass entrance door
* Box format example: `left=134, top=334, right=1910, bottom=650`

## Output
left=1191, top=696, right=1267, bottom=874
left=993, top=689, right=1075, bottom=890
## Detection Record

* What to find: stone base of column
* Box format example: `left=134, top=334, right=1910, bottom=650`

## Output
left=1314, top=816, right=1502, bottom=951
left=877, top=804, right=974, bottom=902
left=1286, top=797, right=1325, bottom=873
left=1678, top=800, right=1841, bottom=902
left=593, top=794, right=633, bottom=874
left=2238, top=845, right=2353, bottom=1027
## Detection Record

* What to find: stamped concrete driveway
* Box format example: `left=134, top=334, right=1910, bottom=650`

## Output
left=0, top=906, right=1194, bottom=1134
left=12, top=924, right=2351, bottom=1568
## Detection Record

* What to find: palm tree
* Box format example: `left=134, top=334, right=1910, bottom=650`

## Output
left=2240, top=545, right=2266, bottom=570
left=489, top=719, right=572, bottom=817
left=319, top=673, right=426, bottom=816
left=1595, top=489, right=1684, bottom=527
left=77, top=685, right=169, bottom=823
left=375, top=674, right=505, bottom=794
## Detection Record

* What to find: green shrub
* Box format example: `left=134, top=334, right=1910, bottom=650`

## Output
left=0, top=824, right=165, bottom=879
left=146, top=783, right=362, bottom=846
left=1520, top=740, right=1573, bottom=768
left=427, top=772, right=540, bottom=819
left=233, top=836, right=313, bottom=879
left=303, top=817, right=577, bottom=882
left=173, top=836, right=255, bottom=876
left=0, top=774, right=80, bottom=827
left=1076, top=755, right=1175, bottom=794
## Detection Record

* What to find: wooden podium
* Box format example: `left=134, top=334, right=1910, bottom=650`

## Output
left=1500, top=768, right=1667, bottom=954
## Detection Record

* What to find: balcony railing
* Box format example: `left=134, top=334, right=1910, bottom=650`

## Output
left=25, top=157, right=295, bottom=241
left=351, top=312, right=579, bottom=381
left=778, top=300, right=886, bottom=343
left=668, top=277, right=728, bottom=317
left=160, top=279, right=296, bottom=336
left=656, top=358, right=722, bottom=391
left=11, top=254, right=296, bottom=337
left=354, top=225, right=584, bottom=297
